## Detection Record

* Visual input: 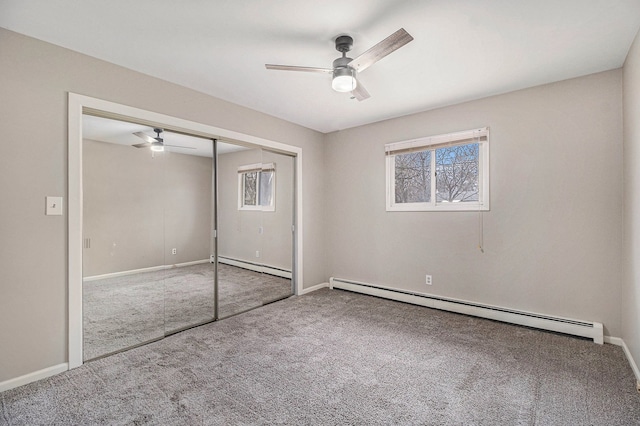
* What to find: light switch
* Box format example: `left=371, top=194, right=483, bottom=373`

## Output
left=46, top=196, right=63, bottom=216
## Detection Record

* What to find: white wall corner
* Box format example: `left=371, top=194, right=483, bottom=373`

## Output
left=605, top=336, right=640, bottom=385
left=604, top=336, right=624, bottom=346
left=300, top=282, right=329, bottom=295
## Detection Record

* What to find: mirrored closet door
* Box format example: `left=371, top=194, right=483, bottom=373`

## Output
left=162, top=139, right=216, bottom=335
left=82, top=115, right=215, bottom=361
left=259, top=150, right=294, bottom=305
left=216, top=146, right=294, bottom=318
left=81, top=114, right=296, bottom=362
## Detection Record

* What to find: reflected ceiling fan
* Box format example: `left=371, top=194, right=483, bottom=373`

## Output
left=266, top=28, right=413, bottom=100
left=132, top=128, right=195, bottom=152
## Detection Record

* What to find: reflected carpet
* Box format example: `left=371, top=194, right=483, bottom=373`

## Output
left=83, top=263, right=291, bottom=360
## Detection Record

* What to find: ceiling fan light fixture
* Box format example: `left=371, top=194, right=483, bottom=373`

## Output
left=266, top=28, right=412, bottom=100
left=332, top=67, right=357, bottom=93
left=150, top=142, right=164, bottom=152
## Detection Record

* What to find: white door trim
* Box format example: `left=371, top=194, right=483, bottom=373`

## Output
left=68, top=93, right=304, bottom=369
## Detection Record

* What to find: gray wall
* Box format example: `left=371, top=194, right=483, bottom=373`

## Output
left=0, top=28, right=326, bottom=383
left=83, top=139, right=212, bottom=277
left=217, top=148, right=294, bottom=270
left=623, top=28, right=640, bottom=377
left=324, top=70, right=624, bottom=337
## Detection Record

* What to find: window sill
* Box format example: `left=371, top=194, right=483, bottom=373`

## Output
left=386, top=202, right=489, bottom=212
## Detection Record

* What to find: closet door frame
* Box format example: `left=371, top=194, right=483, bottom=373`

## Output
left=68, top=93, right=303, bottom=369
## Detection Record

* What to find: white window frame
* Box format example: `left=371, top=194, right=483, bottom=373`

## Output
left=238, top=162, right=276, bottom=211
left=385, top=127, right=490, bottom=212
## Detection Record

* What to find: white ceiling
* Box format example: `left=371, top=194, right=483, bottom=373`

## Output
left=2, top=0, right=640, bottom=133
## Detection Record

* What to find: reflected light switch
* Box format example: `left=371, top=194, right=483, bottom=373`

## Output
left=46, top=196, right=63, bottom=216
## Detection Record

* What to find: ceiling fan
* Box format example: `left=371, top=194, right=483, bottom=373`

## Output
left=132, top=128, right=195, bottom=152
left=266, top=28, right=413, bottom=101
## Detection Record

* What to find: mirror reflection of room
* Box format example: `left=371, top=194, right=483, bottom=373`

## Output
left=81, top=115, right=295, bottom=361
left=82, top=115, right=215, bottom=361
left=216, top=147, right=294, bottom=318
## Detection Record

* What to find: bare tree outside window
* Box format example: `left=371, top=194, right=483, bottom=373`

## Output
left=394, top=151, right=431, bottom=203
left=239, top=165, right=275, bottom=211
left=435, top=143, right=479, bottom=202
left=243, top=171, right=257, bottom=206
left=386, top=128, right=488, bottom=211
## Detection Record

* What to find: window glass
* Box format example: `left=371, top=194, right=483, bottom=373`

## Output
left=259, top=170, right=274, bottom=207
left=243, top=171, right=258, bottom=206
left=238, top=164, right=275, bottom=211
left=385, top=127, right=489, bottom=211
left=394, top=151, right=431, bottom=203
left=435, top=143, right=479, bottom=203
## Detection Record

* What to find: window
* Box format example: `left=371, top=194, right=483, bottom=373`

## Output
left=386, top=127, right=489, bottom=211
left=238, top=163, right=275, bottom=211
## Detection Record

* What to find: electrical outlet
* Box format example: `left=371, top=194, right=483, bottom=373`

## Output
left=171, top=248, right=177, bottom=255
left=426, top=275, right=432, bottom=285
left=256, top=250, right=260, bottom=258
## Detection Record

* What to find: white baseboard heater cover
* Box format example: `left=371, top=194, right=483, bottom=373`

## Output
left=329, top=277, right=604, bottom=344
left=215, top=255, right=292, bottom=279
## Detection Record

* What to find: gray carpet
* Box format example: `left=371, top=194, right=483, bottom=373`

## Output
left=83, top=263, right=292, bottom=360
left=3, top=288, right=640, bottom=425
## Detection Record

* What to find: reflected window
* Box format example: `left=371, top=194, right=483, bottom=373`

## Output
left=238, top=163, right=275, bottom=211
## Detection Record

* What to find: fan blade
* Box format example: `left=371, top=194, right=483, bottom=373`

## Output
left=351, top=81, right=371, bottom=101
left=133, top=131, right=157, bottom=144
left=266, top=64, right=333, bottom=73
left=132, top=142, right=151, bottom=148
left=164, top=145, right=196, bottom=149
left=349, top=28, right=413, bottom=73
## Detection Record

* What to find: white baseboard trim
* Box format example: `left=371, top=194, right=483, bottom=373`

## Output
left=83, top=259, right=210, bottom=282
left=604, top=336, right=624, bottom=346
left=217, top=256, right=292, bottom=279
left=0, top=363, right=68, bottom=393
left=300, top=282, right=329, bottom=295
left=610, top=337, right=640, bottom=384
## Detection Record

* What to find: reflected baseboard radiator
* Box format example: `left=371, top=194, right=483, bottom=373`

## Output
left=329, top=277, right=604, bottom=344
left=215, top=255, right=292, bottom=279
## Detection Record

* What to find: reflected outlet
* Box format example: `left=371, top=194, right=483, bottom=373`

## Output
left=426, top=275, right=432, bottom=285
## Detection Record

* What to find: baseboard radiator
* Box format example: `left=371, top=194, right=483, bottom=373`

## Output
left=329, top=277, right=604, bottom=344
